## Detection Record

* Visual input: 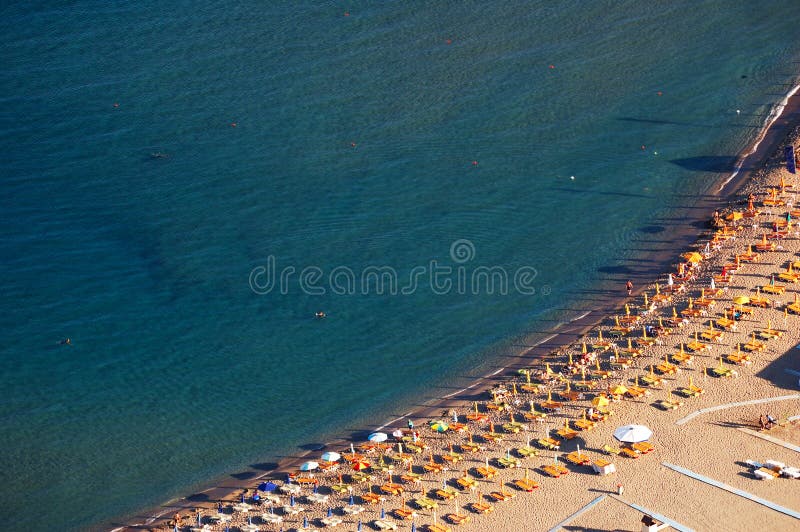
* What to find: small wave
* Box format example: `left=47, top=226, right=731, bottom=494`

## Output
left=718, top=80, right=800, bottom=192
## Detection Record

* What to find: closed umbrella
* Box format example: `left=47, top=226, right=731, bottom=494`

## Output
left=613, top=424, right=652, bottom=443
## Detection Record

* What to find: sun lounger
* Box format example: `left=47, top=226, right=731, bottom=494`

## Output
left=392, top=505, right=417, bottom=519
left=742, top=339, right=765, bottom=352
left=455, top=476, right=477, bottom=490
left=481, top=432, right=503, bottom=444
left=460, top=442, right=483, bottom=453
left=516, top=445, right=539, bottom=458
left=488, top=488, right=515, bottom=502
left=671, top=351, right=693, bottom=364
left=445, top=512, right=470, bottom=525
left=602, top=444, right=621, bottom=455
left=674, top=386, right=701, bottom=398
left=655, top=395, right=683, bottom=409
left=619, top=448, right=640, bottom=459
left=423, top=462, right=444, bottom=473
left=434, top=487, right=458, bottom=500
left=700, top=329, right=723, bottom=342
left=513, top=478, right=539, bottom=492
left=564, top=452, right=591, bottom=466
left=641, top=374, right=662, bottom=387
left=536, top=437, right=560, bottom=450
left=542, top=464, right=569, bottom=477
left=632, top=442, right=654, bottom=454
left=469, top=499, right=493, bottom=514
left=685, top=339, right=708, bottom=352
left=502, top=421, right=524, bottom=433
left=330, top=482, right=349, bottom=493
left=497, top=456, right=521, bottom=468
left=725, top=352, right=751, bottom=366
left=758, top=327, right=782, bottom=340
left=425, top=524, right=452, bottom=532
left=655, top=363, right=678, bottom=375
left=709, top=366, right=736, bottom=378
left=361, top=492, right=386, bottom=504
left=380, top=483, right=404, bottom=496
left=556, top=427, right=579, bottom=440
left=754, top=467, right=780, bottom=480
left=414, top=497, right=438, bottom=510
left=342, top=504, right=364, bottom=515
left=788, top=302, right=800, bottom=314
left=474, top=466, right=497, bottom=479
left=350, top=472, right=371, bottom=483
left=400, top=472, right=421, bottom=484
left=574, top=419, right=596, bottom=431
left=761, top=284, right=785, bottom=294
left=441, top=452, right=462, bottom=464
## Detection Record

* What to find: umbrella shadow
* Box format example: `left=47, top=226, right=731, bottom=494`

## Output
left=250, top=462, right=280, bottom=471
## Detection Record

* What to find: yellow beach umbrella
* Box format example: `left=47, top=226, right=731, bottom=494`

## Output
left=682, top=252, right=703, bottom=264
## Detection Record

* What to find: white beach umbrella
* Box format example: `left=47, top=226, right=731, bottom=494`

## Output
left=320, top=451, right=341, bottom=463
left=300, top=461, right=319, bottom=471
left=613, top=424, right=652, bottom=443
left=392, top=429, right=404, bottom=438
left=368, top=432, right=388, bottom=443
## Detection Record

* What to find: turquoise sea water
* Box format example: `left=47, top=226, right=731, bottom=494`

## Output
left=2, top=1, right=800, bottom=529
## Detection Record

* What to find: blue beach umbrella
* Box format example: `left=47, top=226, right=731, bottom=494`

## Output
left=380, top=507, right=385, bottom=519
left=411, top=521, right=416, bottom=532
left=327, top=507, right=333, bottom=517
left=313, top=483, right=318, bottom=493
left=197, top=512, right=201, bottom=526
left=358, top=519, right=362, bottom=531
left=260, top=481, right=278, bottom=492
left=248, top=515, right=252, bottom=525
left=173, top=525, right=178, bottom=532
left=241, top=493, right=245, bottom=503
left=290, top=494, right=295, bottom=507
left=303, top=516, right=308, bottom=528
left=349, top=494, right=354, bottom=505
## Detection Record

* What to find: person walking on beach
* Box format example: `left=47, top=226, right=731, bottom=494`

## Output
left=626, top=280, right=633, bottom=296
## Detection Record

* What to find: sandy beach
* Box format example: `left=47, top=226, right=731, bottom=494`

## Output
left=112, top=100, right=800, bottom=532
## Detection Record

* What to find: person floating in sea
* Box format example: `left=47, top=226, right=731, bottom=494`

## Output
left=626, top=280, right=633, bottom=296
left=315, top=311, right=326, bottom=319
left=60, top=338, right=71, bottom=345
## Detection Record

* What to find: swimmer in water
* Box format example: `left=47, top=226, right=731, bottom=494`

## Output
left=315, top=311, right=326, bottom=319
left=60, top=338, right=71, bottom=345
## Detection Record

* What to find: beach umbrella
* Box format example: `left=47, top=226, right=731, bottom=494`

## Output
left=358, top=519, right=362, bottom=531
left=733, top=295, right=750, bottom=305
left=430, top=420, right=449, bottom=433
left=381, top=507, right=385, bottom=519
left=349, top=494, right=355, bottom=505
left=392, top=429, right=404, bottom=439
left=611, top=385, right=628, bottom=396
left=327, top=507, right=333, bottom=517
left=411, top=522, right=416, bottom=532
left=368, top=432, right=388, bottom=443
left=300, top=461, right=319, bottom=471
left=290, top=494, right=295, bottom=507
left=592, top=396, right=609, bottom=408
left=352, top=459, right=370, bottom=471
left=303, top=516, right=308, bottom=528
left=613, top=424, right=652, bottom=443
left=321, top=451, right=341, bottom=463
left=682, top=252, right=703, bottom=264
left=726, top=211, right=743, bottom=221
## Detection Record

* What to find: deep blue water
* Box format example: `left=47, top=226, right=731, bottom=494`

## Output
left=2, top=1, right=800, bottom=529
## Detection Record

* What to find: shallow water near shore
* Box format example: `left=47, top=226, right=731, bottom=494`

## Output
left=2, top=1, right=800, bottom=529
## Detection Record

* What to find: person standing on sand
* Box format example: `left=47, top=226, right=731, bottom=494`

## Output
left=626, top=280, right=633, bottom=296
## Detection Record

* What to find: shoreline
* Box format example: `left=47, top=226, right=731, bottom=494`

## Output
left=109, top=79, right=800, bottom=532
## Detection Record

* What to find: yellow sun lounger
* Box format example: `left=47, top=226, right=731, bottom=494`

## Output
left=516, top=445, right=539, bottom=458
left=474, top=466, right=497, bottom=479
left=602, top=444, right=621, bottom=455
left=542, top=464, right=569, bottom=477
left=497, top=456, right=520, bottom=468
left=536, top=438, right=560, bottom=450
left=761, top=284, right=786, bottom=294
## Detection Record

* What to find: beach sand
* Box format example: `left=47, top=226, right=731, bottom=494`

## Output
left=113, top=104, right=800, bottom=532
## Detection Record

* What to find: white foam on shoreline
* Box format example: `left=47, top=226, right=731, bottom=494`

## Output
left=718, top=81, right=800, bottom=192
